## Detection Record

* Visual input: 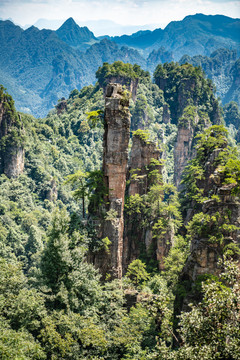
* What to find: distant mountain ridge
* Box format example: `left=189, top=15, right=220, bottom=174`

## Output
left=0, top=14, right=239, bottom=117
left=110, top=14, right=240, bottom=58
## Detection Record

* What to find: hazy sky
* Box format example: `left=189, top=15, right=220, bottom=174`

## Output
left=1, top=0, right=240, bottom=34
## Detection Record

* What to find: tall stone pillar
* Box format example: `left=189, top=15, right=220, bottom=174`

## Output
left=102, top=83, right=131, bottom=278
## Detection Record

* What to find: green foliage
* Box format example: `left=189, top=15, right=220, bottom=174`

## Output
left=132, top=129, right=151, bottom=143
left=99, top=237, right=112, bottom=253
left=153, top=62, right=220, bottom=124
left=1, top=54, right=239, bottom=359
left=125, top=181, right=182, bottom=273
left=0, top=85, right=18, bottom=121
left=40, top=209, right=101, bottom=313
left=186, top=211, right=239, bottom=246
left=126, top=259, right=150, bottom=289
left=178, top=105, right=197, bottom=128
left=195, top=125, right=228, bottom=164
left=96, top=61, right=139, bottom=87
left=86, top=109, right=104, bottom=128
left=163, top=235, right=190, bottom=286
left=181, top=125, right=240, bottom=213
left=180, top=49, right=239, bottom=107
left=175, top=261, right=240, bottom=359
left=223, top=101, right=240, bottom=128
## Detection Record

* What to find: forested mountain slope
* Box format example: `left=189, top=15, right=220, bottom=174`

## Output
left=0, top=14, right=239, bottom=117
left=110, top=14, right=240, bottom=58
left=180, top=48, right=240, bottom=106
left=0, top=61, right=239, bottom=359
left=0, top=20, right=145, bottom=117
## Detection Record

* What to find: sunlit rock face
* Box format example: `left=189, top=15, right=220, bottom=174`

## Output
left=91, top=83, right=131, bottom=279
left=0, top=97, right=25, bottom=178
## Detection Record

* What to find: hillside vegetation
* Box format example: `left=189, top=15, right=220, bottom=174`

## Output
left=0, top=62, right=239, bottom=359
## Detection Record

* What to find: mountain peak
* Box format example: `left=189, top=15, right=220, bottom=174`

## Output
left=60, top=17, right=77, bottom=29
left=56, top=17, right=96, bottom=47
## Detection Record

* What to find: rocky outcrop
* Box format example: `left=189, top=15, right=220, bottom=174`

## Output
left=162, top=104, right=171, bottom=124
left=55, top=98, right=67, bottom=115
left=173, top=107, right=213, bottom=189
left=128, top=133, right=161, bottom=196
left=93, top=83, right=131, bottom=279
left=46, top=178, right=58, bottom=202
left=0, top=90, right=25, bottom=178
left=3, top=146, right=25, bottom=178
left=182, top=148, right=240, bottom=283
left=123, top=132, right=163, bottom=274
left=174, top=125, right=195, bottom=189
left=103, top=76, right=138, bottom=102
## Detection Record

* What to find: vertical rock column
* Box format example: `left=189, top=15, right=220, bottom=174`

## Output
left=0, top=94, right=25, bottom=178
left=102, top=83, right=131, bottom=279
left=173, top=125, right=195, bottom=189
left=123, top=133, right=163, bottom=274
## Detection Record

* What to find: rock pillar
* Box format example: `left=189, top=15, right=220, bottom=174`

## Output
left=123, top=132, right=163, bottom=274
left=0, top=94, right=25, bottom=178
left=102, top=83, right=131, bottom=278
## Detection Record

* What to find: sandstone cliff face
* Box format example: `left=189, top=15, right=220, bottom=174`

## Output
left=93, top=83, right=131, bottom=279
left=128, top=134, right=161, bottom=196
left=182, top=148, right=240, bottom=282
left=0, top=93, right=25, bottom=178
left=174, top=125, right=195, bottom=189
left=173, top=109, right=212, bottom=189
left=123, top=133, right=163, bottom=274
left=3, top=146, right=25, bottom=178
left=103, top=76, right=138, bottom=102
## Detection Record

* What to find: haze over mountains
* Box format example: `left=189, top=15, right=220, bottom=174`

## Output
left=0, top=14, right=239, bottom=116
left=32, top=18, right=157, bottom=36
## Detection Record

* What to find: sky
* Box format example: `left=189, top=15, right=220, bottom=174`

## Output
left=0, top=0, right=240, bottom=35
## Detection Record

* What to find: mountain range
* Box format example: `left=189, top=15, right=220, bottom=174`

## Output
left=0, top=14, right=239, bottom=117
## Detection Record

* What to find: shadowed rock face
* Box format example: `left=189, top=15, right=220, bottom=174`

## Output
left=174, top=125, right=196, bottom=190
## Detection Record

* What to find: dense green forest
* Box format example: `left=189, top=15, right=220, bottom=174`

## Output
left=0, top=61, right=239, bottom=359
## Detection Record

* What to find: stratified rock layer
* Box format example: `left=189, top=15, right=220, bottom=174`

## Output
left=174, top=125, right=195, bottom=189
left=128, top=134, right=161, bottom=196
left=123, top=133, right=163, bottom=274
left=96, top=83, right=131, bottom=279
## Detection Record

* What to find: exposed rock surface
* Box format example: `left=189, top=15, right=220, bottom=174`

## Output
left=123, top=132, right=163, bottom=274
left=3, top=146, right=25, bottom=178
left=55, top=98, right=67, bottom=115
left=182, top=148, right=240, bottom=282
left=103, top=76, right=138, bottom=102
left=174, top=125, right=195, bottom=189
left=128, top=134, right=161, bottom=196
left=0, top=94, right=25, bottom=178
left=92, top=83, right=131, bottom=279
